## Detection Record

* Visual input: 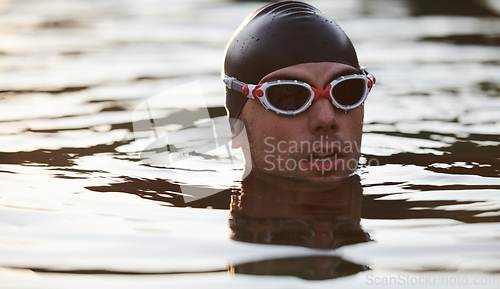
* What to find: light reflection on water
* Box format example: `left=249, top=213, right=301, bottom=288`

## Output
left=0, top=0, right=499, bottom=287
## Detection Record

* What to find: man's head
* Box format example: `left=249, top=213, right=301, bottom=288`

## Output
left=223, top=1, right=373, bottom=182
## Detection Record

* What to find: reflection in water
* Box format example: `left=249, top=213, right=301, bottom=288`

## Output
left=228, top=171, right=370, bottom=279
left=406, top=0, right=500, bottom=16
left=421, top=34, right=500, bottom=46
left=228, top=255, right=367, bottom=281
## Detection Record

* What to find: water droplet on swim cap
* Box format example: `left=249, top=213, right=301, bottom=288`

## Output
left=223, top=0, right=360, bottom=120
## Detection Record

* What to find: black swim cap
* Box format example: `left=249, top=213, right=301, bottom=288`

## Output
left=223, top=1, right=360, bottom=120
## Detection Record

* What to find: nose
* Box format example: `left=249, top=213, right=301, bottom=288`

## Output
left=307, top=96, right=339, bottom=135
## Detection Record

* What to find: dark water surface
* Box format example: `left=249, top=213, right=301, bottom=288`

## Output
left=1, top=0, right=500, bottom=288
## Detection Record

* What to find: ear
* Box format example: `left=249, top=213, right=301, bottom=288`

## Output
left=229, top=118, right=253, bottom=177
left=231, top=130, right=246, bottom=149
left=231, top=135, right=243, bottom=149
left=229, top=118, right=247, bottom=149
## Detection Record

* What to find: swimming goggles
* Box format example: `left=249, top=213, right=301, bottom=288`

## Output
left=223, top=68, right=375, bottom=115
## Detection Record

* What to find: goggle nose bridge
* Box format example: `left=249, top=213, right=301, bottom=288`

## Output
left=311, top=83, right=333, bottom=103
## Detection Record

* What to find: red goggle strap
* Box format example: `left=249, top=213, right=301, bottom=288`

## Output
left=242, top=84, right=266, bottom=106
left=361, top=67, right=376, bottom=91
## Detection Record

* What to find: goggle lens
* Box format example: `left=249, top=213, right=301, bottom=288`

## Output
left=267, top=84, right=310, bottom=111
left=331, top=78, right=366, bottom=106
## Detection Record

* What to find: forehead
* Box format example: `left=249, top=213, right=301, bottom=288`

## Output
left=259, top=62, right=360, bottom=84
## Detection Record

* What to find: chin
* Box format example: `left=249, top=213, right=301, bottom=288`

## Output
left=250, top=154, right=359, bottom=183
left=255, top=166, right=356, bottom=184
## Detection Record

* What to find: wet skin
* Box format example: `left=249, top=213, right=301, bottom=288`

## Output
left=233, top=62, right=364, bottom=183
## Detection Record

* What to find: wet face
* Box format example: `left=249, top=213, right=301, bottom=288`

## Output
left=234, top=62, right=364, bottom=182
